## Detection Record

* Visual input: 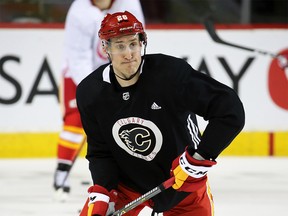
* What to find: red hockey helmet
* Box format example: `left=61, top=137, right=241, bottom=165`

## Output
left=98, top=11, right=147, bottom=45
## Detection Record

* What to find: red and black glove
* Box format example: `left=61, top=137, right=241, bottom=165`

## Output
left=170, top=151, right=216, bottom=192
left=86, top=185, right=118, bottom=216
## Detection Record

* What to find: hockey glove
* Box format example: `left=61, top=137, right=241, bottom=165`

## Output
left=87, top=184, right=118, bottom=216
left=170, top=151, right=216, bottom=192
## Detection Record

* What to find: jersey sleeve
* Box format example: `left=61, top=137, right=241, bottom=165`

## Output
left=76, top=78, right=119, bottom=190
left=85, top=121, right=119, bottom=190
left=174, top=61, right=245, bottom=160
left=63, top=5, right=103, bottom=85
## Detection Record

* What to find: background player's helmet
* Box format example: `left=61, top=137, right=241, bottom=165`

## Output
left=98, top=11, right=147, bottom=45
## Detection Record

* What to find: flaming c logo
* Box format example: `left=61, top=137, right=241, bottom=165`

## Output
left=268, top=48, right=288, bottom=110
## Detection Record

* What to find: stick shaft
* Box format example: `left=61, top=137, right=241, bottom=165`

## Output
left=111, top=186, right=161, bottom=216
left=112, top=177, right=175, bottom=216
left=78, top=177, right=174, bottom=216
left=204, top=19, right=280, bottom=58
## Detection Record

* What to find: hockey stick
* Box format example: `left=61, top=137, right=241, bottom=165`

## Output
left=204, top=18, right=287, bottom=60
left=79, top=177, right=175, bottom=216
left=111, top=177, right=175, bottom=216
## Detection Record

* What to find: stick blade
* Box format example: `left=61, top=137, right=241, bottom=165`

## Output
left=203, top=18, right=256, bottom=53
left=203, top=18, right=222, bottom=43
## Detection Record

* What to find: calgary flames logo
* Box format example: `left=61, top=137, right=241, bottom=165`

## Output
left=119, top=127, right=151, bottom=153
left=112, top=117, right=162, bottom=161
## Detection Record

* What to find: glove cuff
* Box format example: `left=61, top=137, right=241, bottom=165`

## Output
left=179, top=152, right=216, bottom=179
left=88, top=184, right=109, bottom=194
left=87, top=185, right=110, bottom=216
left=185, top=151, right=217, bottom=167
left=88, top=192, right=110, bottom=206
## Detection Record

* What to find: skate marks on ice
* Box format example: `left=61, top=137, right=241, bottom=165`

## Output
left=0, top=157, right=287, bottom=216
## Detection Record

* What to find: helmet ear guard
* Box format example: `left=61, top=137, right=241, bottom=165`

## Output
left=139, top=32, right=147, bottom=46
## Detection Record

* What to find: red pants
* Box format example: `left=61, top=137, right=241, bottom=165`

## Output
left=57, top=77, right=85, bottom=163
left=115, top=181, right=214, bottom=216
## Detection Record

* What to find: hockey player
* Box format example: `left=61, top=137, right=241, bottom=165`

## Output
left=53, top=0, right=144, bottom=201
left=76, top=11, right=245, bottom=216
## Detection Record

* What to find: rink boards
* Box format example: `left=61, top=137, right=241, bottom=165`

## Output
left=0, top=24, right=288, bottom=157
left=0, top=131, right=288, bottom=157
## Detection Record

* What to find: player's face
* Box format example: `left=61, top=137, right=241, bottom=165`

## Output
left=108, top=34, right=142, bottom=80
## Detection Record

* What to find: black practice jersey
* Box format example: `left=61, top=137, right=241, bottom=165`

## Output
left=76, top=53, right=245, bottom=212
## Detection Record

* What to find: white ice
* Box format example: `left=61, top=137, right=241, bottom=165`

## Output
left=0, top=157, right=287, bottom=216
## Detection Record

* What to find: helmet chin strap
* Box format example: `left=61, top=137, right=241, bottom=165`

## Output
left=113, top=66, right=141, bottom=81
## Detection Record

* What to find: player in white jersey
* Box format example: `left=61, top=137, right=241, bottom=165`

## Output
left=53, top=0, right=144, bottom=201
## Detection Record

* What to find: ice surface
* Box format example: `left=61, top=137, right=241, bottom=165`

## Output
left=0, top=157, right=287, bottom=216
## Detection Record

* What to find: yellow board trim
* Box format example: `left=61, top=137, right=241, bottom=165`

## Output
left=0, top=133, right=86, bottom=158
left=0, top=131, right=287, bottom=158
left=221, top=132, right=270, bottom=156
left=274, top=131, right=288, bottom=156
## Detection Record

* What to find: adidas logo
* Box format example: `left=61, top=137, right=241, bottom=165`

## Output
left=151, top=102, right=161, bottom=110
